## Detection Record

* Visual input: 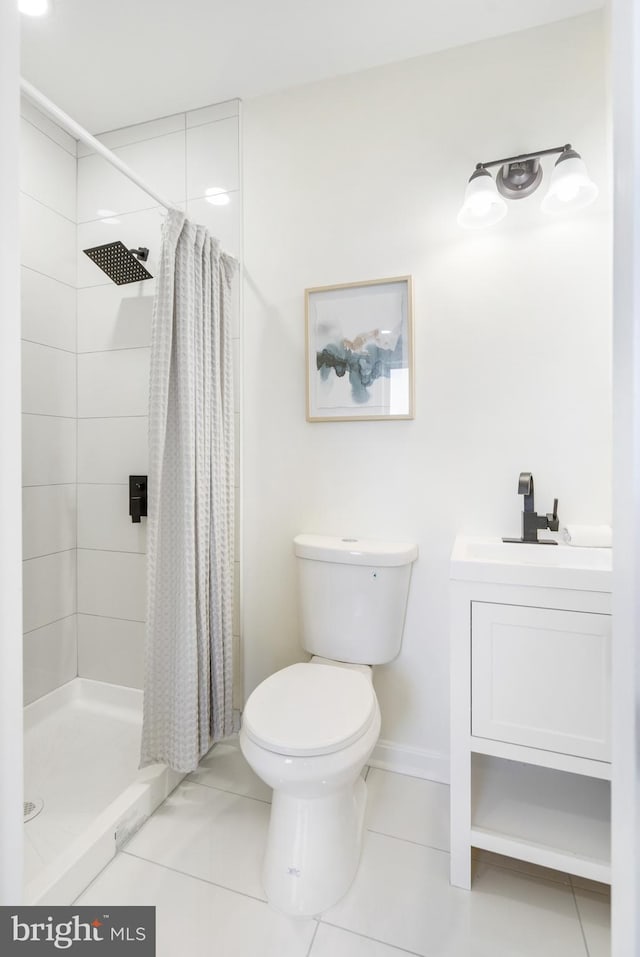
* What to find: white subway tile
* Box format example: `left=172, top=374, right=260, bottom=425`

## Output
left=77, top=417, right=148, bottom=484
left=22, top=485, right=76, bottom=560
left=77, top=550, right=146, bottom=621
left=77, top=614, right=144, bottom=689
left=77, top=283, right=153, bottom=352
left=20, top=194, right=76, bottom=286
left=78, top=113, right=185, bottom=156
left=78, top=484, right=146, bottom=553
left=186, top=117, right=239, bottom=199
left=78, top=348, right=150, bottom=418
left=22, top=414, right=76, bottom=486
left=22, top=340, right=76, bottom=418
left=23, top=550, right=76, bottom=633
left=20, top=117, right=77, bottom=221
left=21, top=267, right=76, bottom=352
left=20, top=98, right=77, bottom=156
left=23, top=616, right=77, bottom=705
left=78, top=131, right=186, bottom=222
left=78, top=206, right=168, bottom=288
left=186, top=101, right=240, bottom=128
left=187, top=193, right=241, bottom=259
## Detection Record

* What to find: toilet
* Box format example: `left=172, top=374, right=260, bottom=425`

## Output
left=240, top=533, right=418, bottom=917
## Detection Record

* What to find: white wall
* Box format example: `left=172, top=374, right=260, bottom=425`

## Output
left=75, top=102, right=242, bottom=700
left=20, top=101, right=78, bottom=705
left=242, top=12, right=611, bottom=776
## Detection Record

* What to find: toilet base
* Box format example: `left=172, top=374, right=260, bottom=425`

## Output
left=263, top=775, right=367, bottom=917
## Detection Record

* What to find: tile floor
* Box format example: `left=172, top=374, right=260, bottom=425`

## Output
left=76, top=737, right=610, bottom=957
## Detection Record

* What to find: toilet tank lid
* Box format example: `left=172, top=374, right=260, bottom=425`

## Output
left=294, top=534, right=418, bottom=567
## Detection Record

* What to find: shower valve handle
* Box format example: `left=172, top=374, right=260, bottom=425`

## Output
left=129, top=475, right=148, bottom=524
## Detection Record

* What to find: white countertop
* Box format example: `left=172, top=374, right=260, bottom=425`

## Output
left=450, top=536, right=612, bottom=592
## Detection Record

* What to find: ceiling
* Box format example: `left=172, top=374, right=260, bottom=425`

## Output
left=21, top=0, right=603, bottom=134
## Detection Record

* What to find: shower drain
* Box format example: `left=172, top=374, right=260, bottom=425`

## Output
left=23, top=798, right=44, bottom=823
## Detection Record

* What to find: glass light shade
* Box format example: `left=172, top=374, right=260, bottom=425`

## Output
left=19, top=0, right=49, bottom=15
left=457, top=170, right=508, bottom=229
left=541, top=153, right=598, bottom=214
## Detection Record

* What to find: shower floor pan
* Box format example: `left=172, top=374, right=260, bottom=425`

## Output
left=23, top=678, right=183, bottom=905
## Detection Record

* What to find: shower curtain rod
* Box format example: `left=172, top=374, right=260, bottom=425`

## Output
left=20, top=78, right=178, bottom=212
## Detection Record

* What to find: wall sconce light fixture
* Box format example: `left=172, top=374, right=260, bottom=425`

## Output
left=457, top=144, right=598, bottom=229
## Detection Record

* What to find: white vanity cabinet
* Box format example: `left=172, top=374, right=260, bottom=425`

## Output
left=449, top=537, right=612, bottom=890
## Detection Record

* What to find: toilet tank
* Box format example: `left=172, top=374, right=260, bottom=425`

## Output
left=294, top=534, right=418, bottom=665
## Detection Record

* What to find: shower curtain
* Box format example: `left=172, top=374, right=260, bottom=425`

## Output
left=141, top=208, right=237, bottom=772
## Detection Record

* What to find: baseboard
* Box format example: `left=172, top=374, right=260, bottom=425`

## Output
left=369, top=738, right=449, bottom=784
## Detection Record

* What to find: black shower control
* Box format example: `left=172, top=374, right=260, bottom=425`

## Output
left=129, top=475, right=148, bottom=524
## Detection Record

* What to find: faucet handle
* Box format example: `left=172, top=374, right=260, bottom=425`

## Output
left=546, top=498, right=559, bottom=532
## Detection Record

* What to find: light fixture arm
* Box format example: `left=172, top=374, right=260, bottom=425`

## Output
left=476, top=144, right=572, bottom=171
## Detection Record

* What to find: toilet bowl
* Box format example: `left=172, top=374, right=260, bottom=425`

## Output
left=240, top=533, right=417, bottom=917
left=240, top=659, right=381, bottom=917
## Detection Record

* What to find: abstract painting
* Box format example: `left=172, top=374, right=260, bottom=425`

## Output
left=305, top=276, right=413, bottom=421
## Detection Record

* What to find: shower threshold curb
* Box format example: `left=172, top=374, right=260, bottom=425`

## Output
left=23, top=678, right=184, bottom=906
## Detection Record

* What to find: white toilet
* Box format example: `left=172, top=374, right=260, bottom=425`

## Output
left=240, top=533, right=418, bottom=917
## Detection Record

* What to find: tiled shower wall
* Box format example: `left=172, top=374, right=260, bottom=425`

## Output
left=75, top=101, right=242, bottom=700
left=20, top=98, right=242, bottom=707
left=20, top=102, right=77, bottom=705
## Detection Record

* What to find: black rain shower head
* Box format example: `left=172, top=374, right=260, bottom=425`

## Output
left=83, top=241, right=153, bottom=285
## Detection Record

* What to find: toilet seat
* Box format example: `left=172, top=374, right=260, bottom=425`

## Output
left=242, top=662, right=377, bottom=757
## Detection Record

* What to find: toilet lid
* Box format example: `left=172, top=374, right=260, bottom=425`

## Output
left=242, top=663, right=377, bottom=757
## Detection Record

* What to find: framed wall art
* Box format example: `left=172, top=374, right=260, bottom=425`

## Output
left=305, top=276, right=414, bottom=421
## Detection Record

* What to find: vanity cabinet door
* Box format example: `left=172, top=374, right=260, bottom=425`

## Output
left=471, top=602, right=611, bottom=761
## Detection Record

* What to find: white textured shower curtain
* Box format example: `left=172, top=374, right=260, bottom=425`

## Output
left=141, top=208, right=237, bottom=772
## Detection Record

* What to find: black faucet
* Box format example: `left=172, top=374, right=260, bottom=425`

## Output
left=502, top=472, right=559, bottom=545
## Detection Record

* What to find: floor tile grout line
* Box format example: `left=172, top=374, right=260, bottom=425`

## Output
left=318, top=919, right=426, bottom=957
left=364, top=826, right=450, bottom=856
left=473, top=856, right=576, bottom=891
left=471, top=850, right=573, bottom=887
left=181, top=775, right=272, bottom=806
left=304, top=921, right=320, bottom=957
left=365, top=828, right=579, bottom=891
left=120, top=848, right=270, bottom=907
left=569, top=879, right=594, bottom=957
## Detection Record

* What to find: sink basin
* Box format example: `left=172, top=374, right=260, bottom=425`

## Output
left=451, top=536, right=612, bottom=592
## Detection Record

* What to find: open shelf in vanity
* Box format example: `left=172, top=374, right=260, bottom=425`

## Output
left=449, top=537, right=612, bottom=889
left=471, top=754, right=610, bottom=882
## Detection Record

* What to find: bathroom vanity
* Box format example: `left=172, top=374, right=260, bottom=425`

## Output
left=449, top=536, right=612, bottom=889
